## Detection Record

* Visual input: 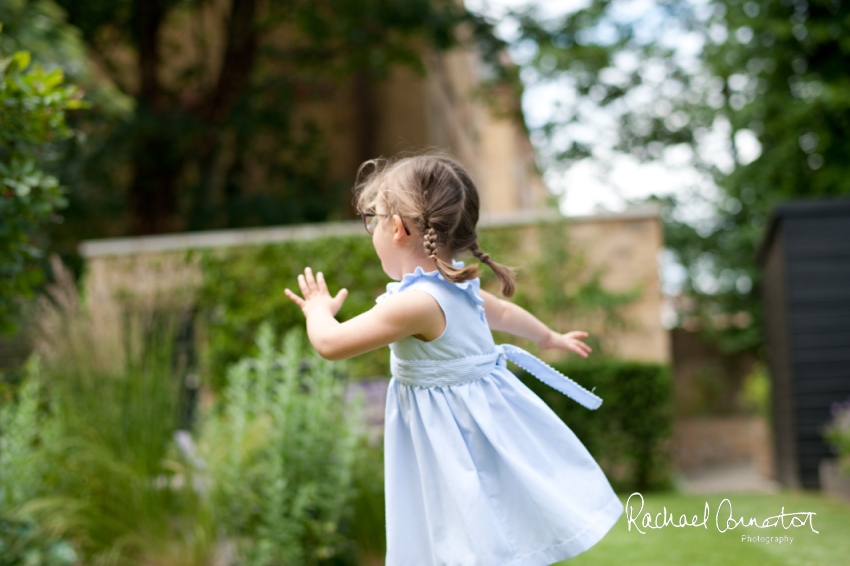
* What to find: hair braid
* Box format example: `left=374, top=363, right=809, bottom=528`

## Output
left=424, top=225, right=438, bottom=261
left=470, top=241, right=515, bottom=297
left=470, top=243, right=490, bottom=265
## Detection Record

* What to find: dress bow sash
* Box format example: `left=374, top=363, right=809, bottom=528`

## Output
left=494, top=344, right=603, bottom=410
left=391, top=344, right=602, bottom=410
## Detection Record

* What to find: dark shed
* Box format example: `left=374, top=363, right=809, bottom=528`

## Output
left=757, top=198, right=850, bottom=489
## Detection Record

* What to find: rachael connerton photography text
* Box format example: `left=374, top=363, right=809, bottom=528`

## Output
left=625, top=493, right=819, bottom=535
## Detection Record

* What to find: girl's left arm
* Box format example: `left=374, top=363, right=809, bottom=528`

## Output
left=479, top=289, right=592, bottom=358
left=284, top=267, right=441, bottom=361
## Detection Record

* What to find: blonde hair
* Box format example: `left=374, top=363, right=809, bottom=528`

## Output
left=353, top=152, right=516, bottom=297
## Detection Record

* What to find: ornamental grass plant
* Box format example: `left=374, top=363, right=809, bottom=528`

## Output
left=5, top=256, right=215, bottom=566
left=0, top=257, right=369, bottom=565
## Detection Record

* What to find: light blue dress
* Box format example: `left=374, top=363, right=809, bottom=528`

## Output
left=377, top=264, right=624, bottom=566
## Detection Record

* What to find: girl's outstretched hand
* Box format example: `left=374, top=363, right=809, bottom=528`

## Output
left=285, top=267, right=348, bottom=317
left=537, top=330, right=592, bottom=358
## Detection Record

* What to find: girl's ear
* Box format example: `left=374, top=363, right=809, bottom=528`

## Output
left=391, top=214, right=407, bottom=243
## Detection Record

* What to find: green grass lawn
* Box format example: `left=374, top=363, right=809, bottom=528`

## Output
left=555, top=490, right=850, bottom=566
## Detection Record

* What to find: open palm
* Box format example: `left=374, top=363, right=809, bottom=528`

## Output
left=285, top=267, right=348, bottom=317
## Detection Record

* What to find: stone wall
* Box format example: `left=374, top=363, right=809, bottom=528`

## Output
left=79, top=206, right=669, bottom=365
left=819, top=459, right=850, bottom=502
left=673, top=416, right=776, bottom=479
left=566, top=208, right=668, bottom=363
left=296, top=48, right=548, bottom=216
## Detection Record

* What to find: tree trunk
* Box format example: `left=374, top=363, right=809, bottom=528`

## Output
left=128, top=0, right=258, bottom=235
left=188, top=0, right=258, bottom=230
left=349, top=67, right=377, bottom=218
left=128, top=0, right=178, bottom=235
left=128, top=113, right=183, bottom=235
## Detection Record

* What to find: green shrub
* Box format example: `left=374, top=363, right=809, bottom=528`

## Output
left=824, top=397, right=850, bottom=477
left=738, top=361, right=771, bottom=422
left=0, top=359, right=78, bottom=566
left=197, top=220, right=638, bottom=390
left=0, top=517, right=78, bottom=566
left=197, top=323, right=364, bottom=565
left=518, top=358, right=673, bottom=493
left=0, top=360, right=54, bottom=513
left=197, top=235, right=390, bottom=390
left=0, top=42, right=84, bottom=335
left=4, top=257, right=377, bottom=564
left=11, top=263, right=214, bottom=566
left=344, top=438, right=386, bottom=561
left=21, top=315, right=212, bottom=566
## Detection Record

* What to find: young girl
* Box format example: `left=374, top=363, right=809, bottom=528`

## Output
left=285, top=154, right=623, bottom=565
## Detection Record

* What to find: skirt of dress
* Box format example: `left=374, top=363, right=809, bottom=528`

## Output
left=383, top=364, right=624, bottom=566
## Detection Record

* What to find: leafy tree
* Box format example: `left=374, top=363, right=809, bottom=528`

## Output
left=0, top=39, right=84, bottom=335
left=509, top=0, right=849, bottom=353
left=0, top=0, right=88, bottom=74
left=47, top=0, right=510, bottom=247
left=692, top=0, right=850, bottom=352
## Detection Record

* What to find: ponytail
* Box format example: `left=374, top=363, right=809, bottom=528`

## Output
left=470, top=242, right=515, bottom=298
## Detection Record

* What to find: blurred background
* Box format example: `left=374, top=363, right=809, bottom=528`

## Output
left=1, top=0, right=848, bottom=564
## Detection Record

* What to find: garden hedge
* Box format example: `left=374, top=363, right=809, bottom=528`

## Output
left=196, top=221, right=637, bottom=390
left=518, top=358, right=672, bottom=493
left=197, top=234, right=391, bottom=390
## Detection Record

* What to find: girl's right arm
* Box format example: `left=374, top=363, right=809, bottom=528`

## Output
left=285, top=267, right=445, bottom=361
left=479, top=289, right=592, bottom=358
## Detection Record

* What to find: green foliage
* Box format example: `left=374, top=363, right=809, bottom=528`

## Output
left=0, top=360, right=51, bottom=513
left=519, top=358, right=672, bottom=492
left=345, top=438, right=386, bottom=560
left=0, top=0, right=89, bottom=73
left=1, top=283, right=216, bottom=565
left=737, top=361, right=771, bottom=422
left=197, top=323, right=363, bottom=565
left=512, top=0, right=850, bottom=355
left=0, top=358, right=77, bottom=566
left=198, top=221, right=639, bottom=389
left=0, top=38, right=84, bottom=335
left=41, top=0, right=511, bottom=246
left=197, top=234, right=390, bottom=390
left=1, top=253, right=375, bottom=563
left=824, top=397, right=850, bottom=477
left=685, top=0, right=850, bottom=352
left=0, top=517, right=78, bottom=566
left=23, top=314, right=207, bottom=565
